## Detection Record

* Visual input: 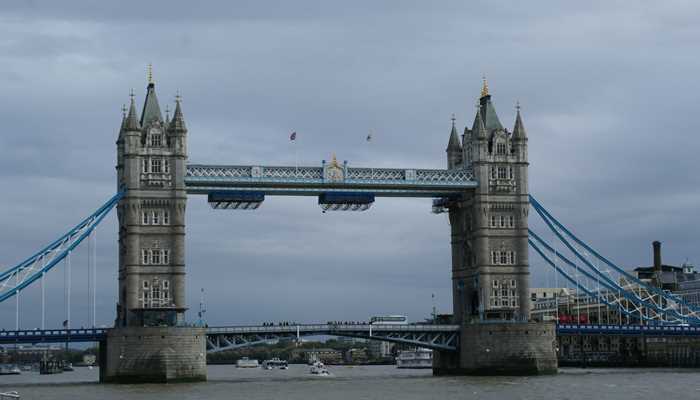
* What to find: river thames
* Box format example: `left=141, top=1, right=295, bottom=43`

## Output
left=1, top=365, right=699, bottom=400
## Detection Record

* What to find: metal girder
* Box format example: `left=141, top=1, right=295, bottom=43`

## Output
left=185, top=164, right=475, bottom=198
left=0, top=192, right=123, bottom=304
left=0, top=328, right=107, bottom=344
left=557, top=324, right=700, bottom=337
left=204, top=324, right=460, bottom=353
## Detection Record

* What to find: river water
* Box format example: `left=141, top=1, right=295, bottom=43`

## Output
left=1, top=365, right=699, bottom=400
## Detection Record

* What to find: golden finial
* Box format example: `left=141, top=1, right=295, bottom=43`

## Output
left=481, top=75, right=489, bottom=97
left=175, top=89, right=181, bottom=103
left=330, top=153, right=341, bottom=167
left=147, top=63, right=153, bottom=84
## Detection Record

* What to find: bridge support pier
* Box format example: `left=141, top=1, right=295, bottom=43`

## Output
left=434, top=322, right=558, bottom=375
left=100, top=327, right=207, bottom=383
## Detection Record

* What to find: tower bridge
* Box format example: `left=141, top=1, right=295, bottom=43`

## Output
left=3, top=74, right=699, bottom=382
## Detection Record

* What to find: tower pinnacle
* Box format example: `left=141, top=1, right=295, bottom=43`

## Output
left=513, top=101, right=527, bottom=140
left=168, top=91, right=187, bottom=135
left=148, top=63, right=153, bottom=85
left=481, top=75, right=489, bottom=98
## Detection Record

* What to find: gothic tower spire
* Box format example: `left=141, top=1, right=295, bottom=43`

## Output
left=446, top=113, right=463, bottom=169
left=512, top=102, right=527, bottom=140
left=125, top=91, right=141, bottom=132
left=140, top=65, right=163, bottom=127
left=168, top=92, right=187, bottom=135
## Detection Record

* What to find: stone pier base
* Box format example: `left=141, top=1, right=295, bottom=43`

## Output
left=434, top=322, right=558, bottom=375
left=100, top=327, right=207, bottom=383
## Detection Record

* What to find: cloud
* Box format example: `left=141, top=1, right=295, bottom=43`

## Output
left=1, top=0, right=700, bottom=328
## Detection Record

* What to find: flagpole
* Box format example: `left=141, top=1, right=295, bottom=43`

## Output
left=367, top=130, right=373, bottom=180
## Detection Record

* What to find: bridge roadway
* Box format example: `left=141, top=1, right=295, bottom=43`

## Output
left=2, top=324, right=700, bottom=351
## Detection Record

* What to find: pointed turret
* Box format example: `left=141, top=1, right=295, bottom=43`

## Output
left=512, top=102, right=527, bottom=140
left=472, top=104, right=487, bottom=140
left=447, top=115, right=461, bottom=150
left=124, top=94, right=141, bottom=132
left=168, top=95, right=187, bottom=135
left=118, top=104, right=127, bottom=135
left=446, top=114, right=462, bottom=169
left=479, top=77, right=503, bottom=132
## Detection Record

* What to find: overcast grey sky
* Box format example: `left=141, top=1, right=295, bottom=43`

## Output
left=1, top=0, right=699, bottom=329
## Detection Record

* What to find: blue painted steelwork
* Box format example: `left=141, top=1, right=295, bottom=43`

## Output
left=0, top=324, right=460, bottom=353
left=557, top=324, right=700, bottom=337
left=530, top=195, right=700, bottom=314
left=529, top=195, right=700, bottom=324
left=185, top=164, right=475, bottom=198
left=6, top=323, right=700, bottom=348
left=529, top=234, right=659, bottom=323
left=0, top=192, right=124, bottom=303
left=0, top=328, right=107, bottom=344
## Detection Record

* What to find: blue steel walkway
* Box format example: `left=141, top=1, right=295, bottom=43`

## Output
left=2, top=324, right=699, bottom=348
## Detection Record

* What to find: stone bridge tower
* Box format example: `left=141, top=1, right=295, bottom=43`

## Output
left=436, top=80, right=557, bottom=375
left=103, top=74, right=206, bottom=383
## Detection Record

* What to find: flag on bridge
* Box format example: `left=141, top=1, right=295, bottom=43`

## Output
left=366, top=131, right=372, bottom=142
left=290, top=131, right=297, bottom=141
left=62, top=320, right=68, bottom=328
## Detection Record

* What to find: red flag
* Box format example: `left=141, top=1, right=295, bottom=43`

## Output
left=290, top=131, right=297, bottom=141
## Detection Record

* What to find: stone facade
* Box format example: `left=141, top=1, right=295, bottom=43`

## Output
left=100, top=327, right=206, bottom=383
left=116, top=81, right=188, bottom=327
left=109, top=78, right=205, bottom=383
left=440, top=81, right=557, bottom=375
left=447, top=83, right=530, bottom=324
left=435, top=322, right=557, bottom=375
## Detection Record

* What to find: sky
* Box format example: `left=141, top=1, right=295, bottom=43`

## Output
left=1, top=0, right=700, bottom=329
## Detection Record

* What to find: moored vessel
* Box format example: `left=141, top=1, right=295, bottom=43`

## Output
left=262, top=358, right=288, bottom=370
left=236, top=357, right=260, bottom=368
left=0, top=365, right=20, bottom=376
left=396, top=348, right=432, bottom=369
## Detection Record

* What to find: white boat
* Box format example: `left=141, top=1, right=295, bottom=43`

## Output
left=310, top=361, right=330, bottom=376
left=236, top=357, right=260, bottom=368
left=262, top=358, right=288, bottom=370
left=0, top=365, right=20, bottom=375
left=396, top=348, right=432, bottom=369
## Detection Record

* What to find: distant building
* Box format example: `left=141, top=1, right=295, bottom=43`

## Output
left=633, top=241, right=697, bottom=291
left=290, top=348, right=343, bottom=364
left=368, top=340, right=394, bottom=358
left=344, top=348, right=369, bottom=364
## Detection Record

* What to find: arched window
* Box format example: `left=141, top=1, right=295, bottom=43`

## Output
left=151, top=250, right=160, bottom=265
left=496, top=143, right=506, bottom=155
left=150, top=133, right=162, bottom=147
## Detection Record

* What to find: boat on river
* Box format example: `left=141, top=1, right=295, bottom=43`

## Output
left=310, top=361, right=330, bottom=376
left=396, top=348, right=432, bottom=369
left=236, top=357, right=259, bottom=368
left=0, top=365, right=20, bottom=375
left=262, top=358, right=288, bottom=370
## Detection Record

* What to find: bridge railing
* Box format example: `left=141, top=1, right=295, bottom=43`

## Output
left=206, top=323, right=460, bottom=334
